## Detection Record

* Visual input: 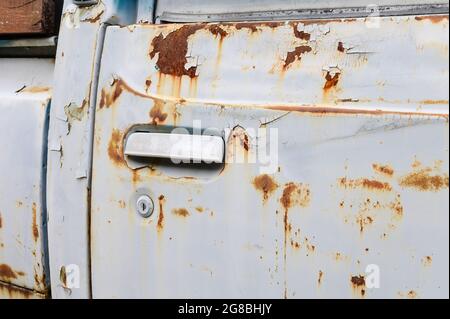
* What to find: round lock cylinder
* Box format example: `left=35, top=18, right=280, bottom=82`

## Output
left=136, top=195, right=154, bottom=218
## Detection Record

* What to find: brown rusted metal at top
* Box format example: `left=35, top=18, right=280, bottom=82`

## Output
left=150, top=25, right=205, bottom=78
left=208, top=24, right=228, bottom=38
left=283, top=45, right=312, bottom=69
left=415, top=15, right=449, bottom=23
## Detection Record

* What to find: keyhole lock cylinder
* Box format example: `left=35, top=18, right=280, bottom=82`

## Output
left=136, top=195, right=154, bottom=218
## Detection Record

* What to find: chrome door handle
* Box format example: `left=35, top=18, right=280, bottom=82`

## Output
left=124, top=132, right=224, bottom=163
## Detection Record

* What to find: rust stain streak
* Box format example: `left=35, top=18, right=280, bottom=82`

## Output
left=372, top=163, right=394, bottom=177
left=32, top=203, right=39, bottom=242
left=208, top=24, right=228, bottom=38
left=339, top=177, right=392, bottom=192
left=323, top=72, right=340, bottom=90
left=279, top=182, right=311, bottom=299
left=318, top=270, right=324, bottom=285
left=172, top=208, right=190, bottom=217
left=157, top=195, right=165, bottom=231
left=351, top=275, right=366, bottom=297
left=100, top=78, right=155, bottom=109
left=108, top=129, right=126, bottom=166
left=266, top=105, right=448, bottom=118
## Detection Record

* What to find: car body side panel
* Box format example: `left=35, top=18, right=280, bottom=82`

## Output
left=90, top=16, right=449, bottom=298
left=0, top=58, right=54, bottom=298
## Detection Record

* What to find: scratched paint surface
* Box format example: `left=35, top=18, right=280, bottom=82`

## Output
left=0, top=59, right=53, bottom=298
left=91, top=16, right=449, bottom=298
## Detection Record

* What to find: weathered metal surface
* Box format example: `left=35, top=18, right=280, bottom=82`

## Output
left=46, top=0, right=139, bottom=299
left=0, top=58, right=54, bottom=298
left=90, top=15, right=449, bottom=298
left=155, top=0, right=449, bottom=23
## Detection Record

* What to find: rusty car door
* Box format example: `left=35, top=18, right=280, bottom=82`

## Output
left=0, top=0, right=61, bottom=299
left=90, top=4, right=449, bottom=298
left=0, top=58, right=53, bottom=299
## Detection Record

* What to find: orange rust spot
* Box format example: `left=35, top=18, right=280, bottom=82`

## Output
left=291, top=240, right=300, bottom=249
left=318, top=270, right=324, bottom=285
left=253, top=174, right=279, bottom=202
left=0, top=264, right=25, bottom=280
left=132, top=170, right=141, bottom=184
left=150, top=100, right=168, bottom=125
left=99, top=79, right=124, bottom=109
left=407, top=290, right=418, bottom=299
left=415, top=15, right=448, bottom=24
left=339, top=177, right=392, bottom=192
left=280, top=182, right=311, bottom=210
left=337, top=41, right=345, bottom=53
left=195, top=207, right=204, bottom=213
left=306, top=243, right=315, bottom=253
left=412, top=160, right=422, bottom=169
left=145, top=78, right=152, bottom=91
left=283, top=45, right=312, bottom=69
left=334, top=252, right=344, bottom=261
left=399, top=168, right=449, bottom=192
left=0, top=212, right=2, bottom=229
left=422, top=256, right=433, bottom=267
left=323, top=72, right=340, bottom=90
left=157, top=195, right=165, bottom=231
left=389, top=195, right=404, bottom=218
left=108, top=129, right=125, bottom=166
left=351, top=275, right=365, bottom=286
left=351, top=275, right=366, bottom=297
left=32, top=203, right=39, bottom=242
left=208, top=25, right=228, bottom=38
left=372, top=164, right=394, bottom=177
left=172, top=208, right=190, bottom=217
left=356, top=215, right=374, bottom=233
left=118, top=200, right=126, bottom=209
left=149, top=25, right=204, bottom=78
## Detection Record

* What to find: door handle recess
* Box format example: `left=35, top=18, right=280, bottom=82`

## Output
left=124, top=132, right=225, bottom=163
